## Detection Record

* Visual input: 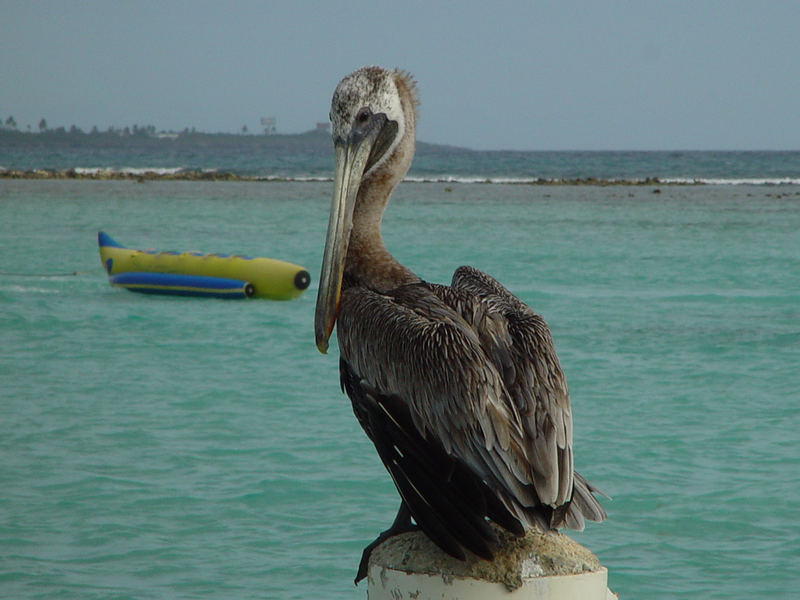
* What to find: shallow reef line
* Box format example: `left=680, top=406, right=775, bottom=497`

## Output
left=0, top=168, right=685, bottom=186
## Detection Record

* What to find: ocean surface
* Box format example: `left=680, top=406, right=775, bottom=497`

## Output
left=3, top=141, right=800, bottom=185
left=1, top=150, right=799, bottom=599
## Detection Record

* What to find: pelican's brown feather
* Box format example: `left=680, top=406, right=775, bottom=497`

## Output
left=337, top=279, right=606, bottom=540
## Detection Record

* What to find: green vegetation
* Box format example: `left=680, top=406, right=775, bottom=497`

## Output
left=0, top=122, right=461, bottom=155
left=0, top=125, right=332, bottom=153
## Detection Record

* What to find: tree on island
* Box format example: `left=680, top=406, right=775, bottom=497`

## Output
left=39, top=118, right=47, bottom=133
left=4, top=116, right=17, bottom=130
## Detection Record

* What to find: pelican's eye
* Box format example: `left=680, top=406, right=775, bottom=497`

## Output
left=356, top=107, right=372, bottom=124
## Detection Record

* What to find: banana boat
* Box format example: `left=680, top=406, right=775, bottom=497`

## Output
left=98, top=232, right=310, bottom=300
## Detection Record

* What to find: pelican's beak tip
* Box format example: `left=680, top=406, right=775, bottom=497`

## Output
left=315, top=329, right=330, bottom=354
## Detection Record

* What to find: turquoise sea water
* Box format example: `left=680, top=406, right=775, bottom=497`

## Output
left=1, top=178, right=799, bottom=599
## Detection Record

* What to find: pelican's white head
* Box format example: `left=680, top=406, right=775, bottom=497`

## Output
left=315, top=67, right=419, bottom=353
left=330, top=66, right=417, bottom=180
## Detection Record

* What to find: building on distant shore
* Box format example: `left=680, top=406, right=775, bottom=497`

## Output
left=261, top=117, right=276, bottom=135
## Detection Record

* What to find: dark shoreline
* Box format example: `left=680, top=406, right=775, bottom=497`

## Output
left=0, top=168, right=676, bottom=186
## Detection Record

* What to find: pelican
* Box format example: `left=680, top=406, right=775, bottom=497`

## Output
left=315, top=66, right=606, bottom=584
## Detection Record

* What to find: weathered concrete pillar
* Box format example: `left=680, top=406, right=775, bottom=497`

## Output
left=366, top=528, right=615, bottom=600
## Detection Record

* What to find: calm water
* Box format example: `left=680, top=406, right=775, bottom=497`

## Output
left=1, top=179, right=799, bottom=599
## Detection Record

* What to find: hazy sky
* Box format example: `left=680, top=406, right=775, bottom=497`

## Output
left=2, top=1, right=799, bottom=150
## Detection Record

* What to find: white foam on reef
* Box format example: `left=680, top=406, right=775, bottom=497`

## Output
left=403, top=175, right=800, bottom=186
left=405, top=175, right=545, bottom=184
left=24, top=169, right=797, bottom=186
left=262, top=174, right=799, bottom=185
left=255, top=175, right=332, bottom=182
left=73, top=166, right=185, bottom=176
left=258, top=174, right=800, bottom=185
left=661, top=177, right=800, bottom=185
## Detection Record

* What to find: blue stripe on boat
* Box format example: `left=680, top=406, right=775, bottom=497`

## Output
left=108, top=272, right=253, bottom=299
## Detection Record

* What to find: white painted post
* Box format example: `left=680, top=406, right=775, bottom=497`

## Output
left=366, top=529, right=616, bottom=600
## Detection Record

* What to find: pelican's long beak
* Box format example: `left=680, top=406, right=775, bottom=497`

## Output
left=314, top=121, right=383, bottom=354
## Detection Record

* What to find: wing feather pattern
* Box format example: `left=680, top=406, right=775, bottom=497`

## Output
left=447, top=266, right=606, bottom=525
left=340, top=357, right=524, bottom=562
left=336, top=267, right=605, bottom=560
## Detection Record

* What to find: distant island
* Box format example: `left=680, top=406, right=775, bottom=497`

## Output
left=0, top=125, right=467, bottom=155
left=0, top=125, right=475, bottom=181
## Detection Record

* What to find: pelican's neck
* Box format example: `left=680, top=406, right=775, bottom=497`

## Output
left=343, top=71, right=419, bottom=293
left=345, top=169, right=418, bottom=292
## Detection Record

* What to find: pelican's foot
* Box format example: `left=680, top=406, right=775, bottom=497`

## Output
left=355, top=503, right=417, bottom=584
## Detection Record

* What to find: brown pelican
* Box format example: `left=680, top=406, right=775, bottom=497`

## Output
left=315, top=66, right=606, bottom=584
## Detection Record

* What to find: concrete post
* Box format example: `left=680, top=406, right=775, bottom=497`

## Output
left=366, top=528, right=615, bottom=600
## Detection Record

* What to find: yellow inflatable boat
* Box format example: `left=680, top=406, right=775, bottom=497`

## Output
left=98, top=232, right=310, bottom=300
